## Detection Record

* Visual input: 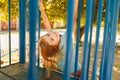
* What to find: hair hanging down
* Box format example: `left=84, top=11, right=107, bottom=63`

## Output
left=38, top=35, right=59, bottom=62
left=38, top=34, right=61, bottom=78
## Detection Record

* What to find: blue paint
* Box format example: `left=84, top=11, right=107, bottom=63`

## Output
left=27, top=0, right=37, bottom=80
left=87, top=0, right=94, bottom=79
left=64, top=0, right=74, bottom=80
left=37, top=8, right=41, bottom=67
left=19, top=0, right=26, bottom=63
left=99, top=0, right=111, bottom=79
left=74, top=0, right=82, bottom=80
left=103, top=0, right=115, bottom=79
left=1, top=0, right=119, bottom=80
left=104, top=0, right=119, bottom=80
left=81, top=0, right=93, bottom=80
left=92, top=0, right=103, bottom=80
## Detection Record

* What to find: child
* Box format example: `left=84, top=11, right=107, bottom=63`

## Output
left=38, top=31, right=82, bottom=78
left=38, top=0, right=82, bottom=78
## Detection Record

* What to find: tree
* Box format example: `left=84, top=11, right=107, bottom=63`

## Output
left=42, top=0, right=67, bottom=23
left=0, top=0, right=18, bottom=21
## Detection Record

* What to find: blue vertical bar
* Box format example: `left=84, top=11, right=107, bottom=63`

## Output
left=8, top=0, right=11, bottom=65
left=87, top=0, right=94, bottom=79
left=37, top=9, right=41, bottom=67
left=63, top=0, right=74, bottom=80
left=81, top=0, right=93, bottom=80
left=103, top=0, right=115, bottom=79
left=106, top=1, right=119, bottom=79
left=19, top=0, right=26, bottom=63
left=27, top=0, right=37, bottom=80
left=38, top=11, right=41, bottom=40
left=74, top=0, right=82, bottom=80
left=91, top=0, right=103, bottom=80
left=99, top=0, right=111, bottom=79
left=104, top=0, right=119, bottom=80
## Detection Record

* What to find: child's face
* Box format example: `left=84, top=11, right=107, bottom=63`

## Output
left=43, top=32, right=60, bottom=46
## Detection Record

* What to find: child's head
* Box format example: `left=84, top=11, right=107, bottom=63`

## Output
left=39, top=32, right=60, bottom=61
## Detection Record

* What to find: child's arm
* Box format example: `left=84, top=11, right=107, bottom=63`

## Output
left=38, top=0, right=51, bottom=32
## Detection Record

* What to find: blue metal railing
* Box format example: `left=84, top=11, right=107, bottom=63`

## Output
left=8, top=0, right=12, bottom=65
left=81, top=0, right=93, bottom=80
left=92, top=0, right=103, bottom=80
left=99, top=0, right=111, bottom=79
left=0, top=0, right=119, bottom=80
left=87, top=0, right=94, bottom=79
left=27, top=0, right=37, bottom=80
left=37, top=7, right=41, bottom=68
left=103, top=0, right=119, bottom=80
left=64, top=0, right=74, bottom=80
left=74, top=0, right=82, bottom=80
left=19, top=0, right=26, bottom=64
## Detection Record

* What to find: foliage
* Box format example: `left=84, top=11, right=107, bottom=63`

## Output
left=0, top=0, right=119, bottom=27
left=0, top=0, right=18, bottom=21
left=0, top=0, right=67, bottom=23
left=42, top=0, right=67, bottom=23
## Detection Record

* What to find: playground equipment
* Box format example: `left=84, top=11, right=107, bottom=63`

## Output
left=0, top=0, right=120, bottom=80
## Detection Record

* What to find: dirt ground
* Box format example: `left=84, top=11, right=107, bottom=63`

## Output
left=78, top=44, right=120, bottom=80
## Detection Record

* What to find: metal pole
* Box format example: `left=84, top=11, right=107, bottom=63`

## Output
left=19, top=0, right=26, bottom=63
left=74, top=0, right=82, bottom=79
left=81, top=0, right=93, bottom=80
left=92, top=0, right=103, bottom=80
left=8, top=0, right=11, bottom=65
left=64, top=0, right=74, bottom=80
left=27, top=0, right=37, bottom=80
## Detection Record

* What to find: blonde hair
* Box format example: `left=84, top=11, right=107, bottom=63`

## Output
left=39, top=34, right=59, bottom=60
left=38, top=34, right=60, bottom=78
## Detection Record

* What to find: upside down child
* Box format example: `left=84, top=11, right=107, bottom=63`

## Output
left=37, top=0, right=100, bottom=78
left=38, top=31, right=82, bottom=78
left=38, top=0, right=82, bottom=78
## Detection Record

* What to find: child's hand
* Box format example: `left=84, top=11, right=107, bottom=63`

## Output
left=70, top=68, right=81, bottom=78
